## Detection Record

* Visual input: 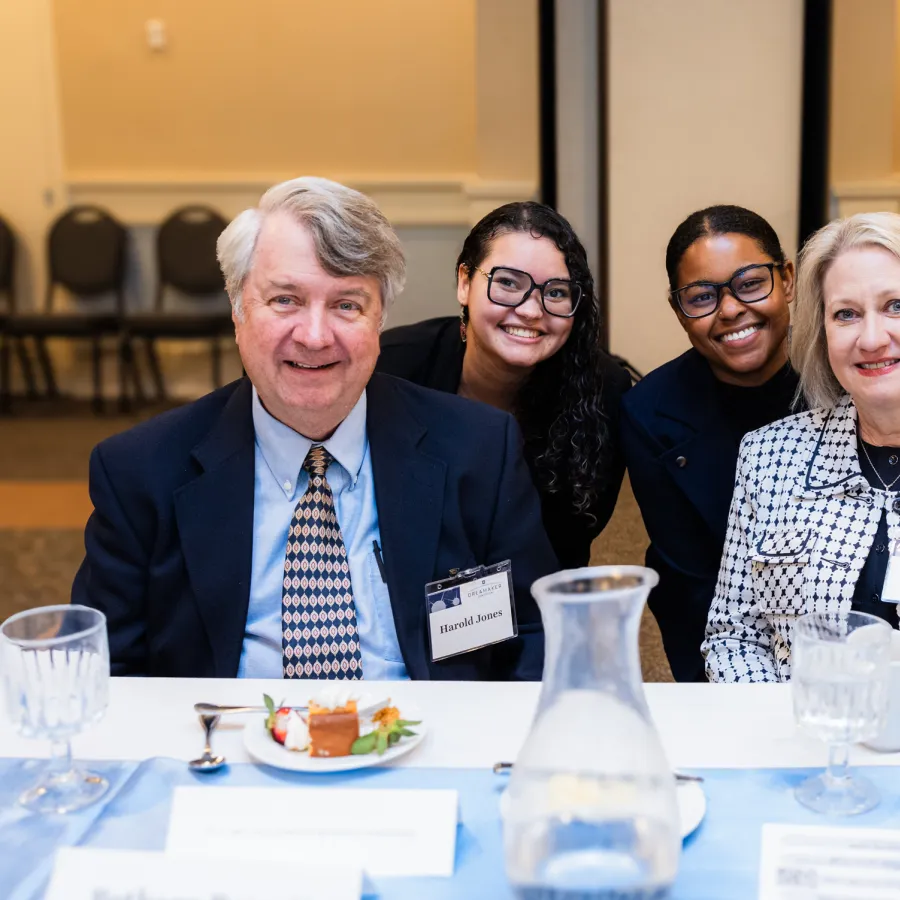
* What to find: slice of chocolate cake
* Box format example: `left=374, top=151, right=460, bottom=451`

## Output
left=307, top=700, right=360, bottom=758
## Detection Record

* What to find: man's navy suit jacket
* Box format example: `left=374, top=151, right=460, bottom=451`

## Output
left=72, top=374, right=558, bottom=680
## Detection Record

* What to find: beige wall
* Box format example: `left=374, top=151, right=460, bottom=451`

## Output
left=53, top=0, right=478, bottom=179
left=51, top=0, right=538, bottom=234
left=0, top=0, right=66, bottom=309
left=52, top=0, right=538, bottom=196
left=829, top=0, right=896, bottom=183
left=475, top=0, right=539, bottom=185
left=607, top=0, right=804, bottom=375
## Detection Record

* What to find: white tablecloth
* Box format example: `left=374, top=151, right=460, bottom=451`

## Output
left=3, top=678, right=900, bottom=770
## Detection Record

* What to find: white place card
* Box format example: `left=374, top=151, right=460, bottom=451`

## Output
left=166, top=786, right=459, bottom=877
left=759, top=823, right=900, bottom=899
left=45, top=847, right=361, bottom=900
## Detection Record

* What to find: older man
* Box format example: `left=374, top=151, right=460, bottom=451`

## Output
left=73, top=177, right=557, bottom=680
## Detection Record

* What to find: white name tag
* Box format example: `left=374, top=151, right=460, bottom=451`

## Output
left=166, top=786, right=458, bottom=878
left=883, top=540, right=900, bottom=604
left=45, top=847, right=361, bottom=900
left=759, top=823, right=900, bottom=898
left=426, top=561, right=517, bottom=661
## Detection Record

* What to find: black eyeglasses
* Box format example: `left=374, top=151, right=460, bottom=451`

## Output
left=670, top=263, right=783, bottom=319
left=476, top=266, right=582, bottom=318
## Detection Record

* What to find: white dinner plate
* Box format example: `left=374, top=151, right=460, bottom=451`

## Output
left=242, top=704, right=426, bottom=773
left=497, top=780, right=706, bottom=841
left=677, top=780, right=706, bottom=839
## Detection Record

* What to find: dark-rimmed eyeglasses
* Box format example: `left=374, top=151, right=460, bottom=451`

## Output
left=670, top=263, right=783, bottom=319
left=476, top=266, right=582, bottom=318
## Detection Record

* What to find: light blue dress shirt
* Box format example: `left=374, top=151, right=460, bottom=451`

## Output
left=237, top=388, right=409, bottom=681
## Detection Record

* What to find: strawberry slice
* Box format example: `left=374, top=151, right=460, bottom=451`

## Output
left=263, top=694, right=293, bottom=745
left=271, top=707, right=292, bottom=745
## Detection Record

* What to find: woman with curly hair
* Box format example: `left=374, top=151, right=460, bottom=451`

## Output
left=621, top=205, right=800, bottom=682
left=376, top=201, right=631, bottom=568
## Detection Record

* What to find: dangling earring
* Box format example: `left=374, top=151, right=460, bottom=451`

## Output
left=459, top=305, right=468, bottom=344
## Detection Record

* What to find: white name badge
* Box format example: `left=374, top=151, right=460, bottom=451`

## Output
left=883, top=539, right=900, bottom=604
left=426, top=561, right=517, bottom=661
left=759, top=823, right=900, bottom=899
left=45, top=847, right=362, bottom=900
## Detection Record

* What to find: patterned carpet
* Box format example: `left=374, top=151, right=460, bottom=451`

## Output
left=0, top=398, right=672, bottom=681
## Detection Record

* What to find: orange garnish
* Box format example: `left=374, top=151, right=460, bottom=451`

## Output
left=373, top=706, right=400, bottom=726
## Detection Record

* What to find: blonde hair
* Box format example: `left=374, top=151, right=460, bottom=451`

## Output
left=216, top=176, right=406, bottom=321
left=792, top=211, right=900, bottom=409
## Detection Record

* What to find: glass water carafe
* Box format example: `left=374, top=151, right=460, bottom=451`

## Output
left=503, top=567, right=680, bottom=900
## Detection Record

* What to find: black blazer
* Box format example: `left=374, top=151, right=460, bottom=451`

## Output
left=72, top=374, right=558, bottom=680
left=377, top=316, right=632, bottom=568
left=620, top=349, right=800, bottom=682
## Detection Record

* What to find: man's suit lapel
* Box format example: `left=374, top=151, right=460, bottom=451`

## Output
left=367, top=374, right=446, bottom=678
left=654, top=352, right=737, bottom=537
left=174, top=378, right=255, bottom=677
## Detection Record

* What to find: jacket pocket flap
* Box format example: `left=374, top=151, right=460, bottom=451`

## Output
left=751, top=528, right=813, bottom=564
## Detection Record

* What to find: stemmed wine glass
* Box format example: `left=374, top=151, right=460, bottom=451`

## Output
left=792, top=610, right=892, bottom=815
left=0, top=605, right=110, bottom=813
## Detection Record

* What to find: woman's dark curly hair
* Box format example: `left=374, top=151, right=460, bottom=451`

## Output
left=456, top=201, right=612, bottom=519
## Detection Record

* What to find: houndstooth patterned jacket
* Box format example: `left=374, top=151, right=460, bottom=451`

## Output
left=703, top=395, right=900, bottom=683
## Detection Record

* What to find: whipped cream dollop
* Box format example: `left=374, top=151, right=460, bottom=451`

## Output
left=284, top=711, right=310, bottom=752
left=309, top=687, right=363, bottom=709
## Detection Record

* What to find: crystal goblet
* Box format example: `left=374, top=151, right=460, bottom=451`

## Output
left=792, top=610, right=891, bottom=815
left=0, top=604, right=110, bottom=813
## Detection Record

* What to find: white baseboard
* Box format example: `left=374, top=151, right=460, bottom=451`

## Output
left=65, top=173, right=538, bottom=227
left=832, top=180, right=900, bottom=217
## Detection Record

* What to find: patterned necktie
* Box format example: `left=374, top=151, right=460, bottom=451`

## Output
left=281, top=445, right=363, bottom=679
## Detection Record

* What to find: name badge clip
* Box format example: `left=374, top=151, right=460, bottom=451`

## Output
left=882, top=538, right=900, bottom=605
left=424, top=560, right=518, bottom=662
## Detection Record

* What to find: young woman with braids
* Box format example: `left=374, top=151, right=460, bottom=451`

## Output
left=621, top=205, right=802, bottom=682
left=377, top=202, right=631, bottom=568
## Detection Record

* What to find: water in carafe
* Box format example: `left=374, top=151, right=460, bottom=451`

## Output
left=503, top=567, right=680, bottom=899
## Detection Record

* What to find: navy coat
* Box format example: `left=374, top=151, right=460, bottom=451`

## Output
left=620, top=349, right=799, bottom=682
left=72, top=374, right=558, bottom=680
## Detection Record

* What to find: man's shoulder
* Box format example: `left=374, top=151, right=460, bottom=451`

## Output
left=370, top=372, right=513, bottom=436
left=94, top=380, right=245, bottom=469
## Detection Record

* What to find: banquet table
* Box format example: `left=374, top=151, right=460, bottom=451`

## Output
left=3, top=678, right=900, bottom=899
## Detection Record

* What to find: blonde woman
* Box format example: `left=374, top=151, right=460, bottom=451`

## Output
left=704, top=211, right=900, bottom=682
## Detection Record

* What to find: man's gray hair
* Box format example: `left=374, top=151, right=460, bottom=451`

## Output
left=217, top=176, right=406, bottom=320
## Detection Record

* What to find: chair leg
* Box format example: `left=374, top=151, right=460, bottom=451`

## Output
left=211, top=337, right=222, bottom=389
left=144, top=338, right=166, bottom=401
left=33, top=337, right=59, bottom=397
left=14, top=339, right=39, bottom=399
left=91, top=335, right=103, bottom=414
left=123, top=337, right=145, bottom=406
left=117, top=336, right=133, bottom=414
left=0, top=335, right=10, bottom=414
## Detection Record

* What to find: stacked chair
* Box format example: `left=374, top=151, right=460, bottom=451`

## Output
left=0, top=215, right=21, bottom=412
left=1, top=206, right=130, bottom=413
left=125, top=205, right=232, bottom=400
left=0, top=203, right=232, bottom=414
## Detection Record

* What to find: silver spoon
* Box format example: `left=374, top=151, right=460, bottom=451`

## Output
left=194, top=702, right=290, bottom=715
left=194, top=698, right=389, bottom=717
left=491, top=761, right=703, bottom=782
left=189, top=714, right=226, bottom=772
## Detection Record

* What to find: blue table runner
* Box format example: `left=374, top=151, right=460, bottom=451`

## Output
left=4, top=758, right=900, bottom=899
